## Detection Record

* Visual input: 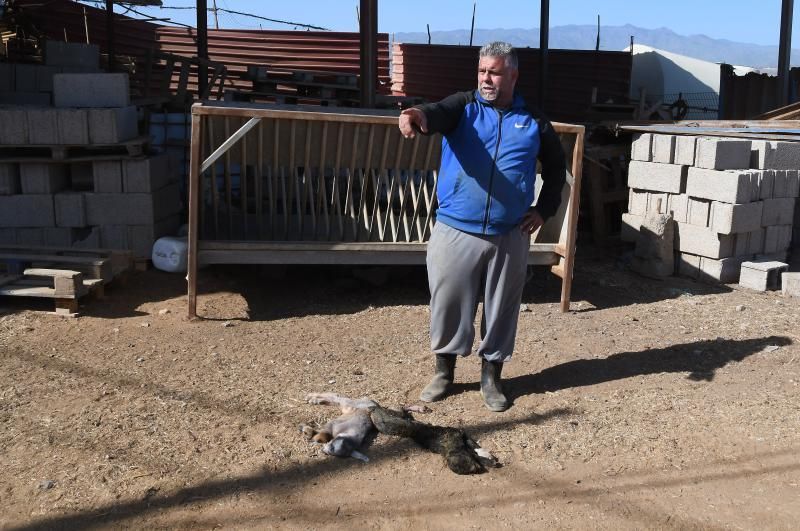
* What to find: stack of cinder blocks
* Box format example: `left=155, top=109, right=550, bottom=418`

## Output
left=623, top=133, right=800, bottom=283
left=0, top=42, right=181, bottom=259
left=0, top=41, right=100, bottom=106
left=0, top=154, right=181, bottom=258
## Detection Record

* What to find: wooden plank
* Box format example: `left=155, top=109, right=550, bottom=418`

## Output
left=187, top=112, right=203, bottom=319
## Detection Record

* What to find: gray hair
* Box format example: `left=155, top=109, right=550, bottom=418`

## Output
left=479, top=41, right=518, bottom=70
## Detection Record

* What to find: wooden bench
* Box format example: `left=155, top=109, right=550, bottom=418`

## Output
left=187, top=102, right=584, bottom=318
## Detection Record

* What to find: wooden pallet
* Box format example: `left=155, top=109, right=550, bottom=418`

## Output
left=0, top=246, right=133, bottom=315
left=0, top=136, right=150, bottom=162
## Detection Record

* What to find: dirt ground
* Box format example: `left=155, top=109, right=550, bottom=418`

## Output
left=1, top=244, right=799, bottom=530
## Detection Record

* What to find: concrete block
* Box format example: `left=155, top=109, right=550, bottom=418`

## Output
left=44, top=41, right=100, bottom=69
left=100, top=225, right=130, bottom=250
left=73, top=227, right=101, bottom=249
left=0, top=195, right=54, bottom=227
left=695, top=137, right=752, bottom=170
left=755, top=169, right=774, bottom=199
left=675, top=222, right=735, bottom=259
left=761, top=197, right=795, bottom=226
left=14, top=64, right=38, bottom=92
left=674, top=136, right=696, bottom=166
left=652, top=135, right=676, bottom=163
left=88, top=106, right=138, bottom=144
left=129, top=215, right=181, bottom=258
left=773, top=170, right=789, bottom=198
left=621, top=213, right=643, bottom=242
left=687, top=198, right=710, bottom=227
left=630, top=133, right=652, bottom=161
left=26, top=108, right=59, bottom=145
left=55, top=192, right=87, bottom=228
left=647, top=192, right=669, bottom=214
left=677, top=252, right=701, bottom=279
left=756, top=251, right=790, bottom=262
left=628, top=189, right=648, bottom=216
left=69, top=162, right=94, bottom=191
left=0, top=163, right=20, bottom=195
left=739, top=260, right=788, bottom=291
left=764, top=225, right=793, bottom=254
left=92, top=161, right=123, bottom=193
left=698, top=256, right=747, bottom=284
left=667, top=193, right=689, bottom=223
left=750, top=140, right=800, bottom=170
left=0, top=228, right=17, bottom=244
left=85, top=182, right=181, bottom=225
left=787, top=170, right=800, bottom=198
left=57, top=109, right=89, bottom=144
left=44, top=227, right=88, bottom=247
left=16, top=228, right=44, bottom=246
left=782, top=272, right=800, bottom=297
left=709, top=201, right=763, bottom=235
left=628, top=161, right=687, bottom=194
left=736, top=228, right=765, bottom=255
left=123, top=154, right=172, bottom=193
left=53, top=73, right=129, bottom=108
left=0, top=108, right=29, bottom=144
left=0, top=63, right=14, bottom=92
left=35, top=65, right=62, bottom=92
left=632, top=211, right=674, bottom=278
left=20, top=163, right=68, bottom=194
left=686, top=167, right=753, bottom=204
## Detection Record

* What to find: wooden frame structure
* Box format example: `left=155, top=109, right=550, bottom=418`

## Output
left=187, top=101, right=584, bottom=318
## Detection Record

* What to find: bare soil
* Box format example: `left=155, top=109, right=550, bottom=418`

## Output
left=1, top=245, right=799, bottom=530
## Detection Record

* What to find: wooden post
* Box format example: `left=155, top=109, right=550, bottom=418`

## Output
left=187, top=112, right=203, bottom=319
left=559, top=129, right=584, bottom=313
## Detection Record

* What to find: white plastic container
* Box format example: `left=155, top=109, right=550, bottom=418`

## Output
left=152, top=236, right=188, bottom=273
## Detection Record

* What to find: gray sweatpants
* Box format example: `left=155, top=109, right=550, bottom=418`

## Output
left=426, top=222, right=530, bottom=363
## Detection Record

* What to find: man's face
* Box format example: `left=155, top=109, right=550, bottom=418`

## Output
left=478, top=55, right=518, bottom=108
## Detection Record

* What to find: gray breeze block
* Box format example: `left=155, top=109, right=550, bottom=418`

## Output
left=674, top=222, right=735, bottom=259
left=92, top=161, right=123, bottom=193
left=53, top=73, right=130, bottom=108
left=123, top=153, right=172, bottom=193
left=627, top=161, right=687, bottom=194
left=0, top=194, right=55, bottom=227
left=44, top=41, right=100, bottom=69
left=674, top=136, right=697, bottom=166
left=651, top=134, right=676, bottom=163
left=85, top=182, right=181, bottom=225
left=750, top=140, right=800, bottom=170
left=55, top=192, right=88, bottom=228
left=88, top=106, right=138, bottom=144
left=761, top=197, right=796, bottom=226
left=709, top=200, right=763, bottom=235
left=740, top=260, right=788, bottom=291
left=630, top=133, right=652, bottom=161
left=57, top=109, right=90, bottom=144
left=0, top=108, right=30, bottom=145
left=19, top=163, right=69, bottom=194
left=0, top=163, right=21, bottom=195
left=27, top=108, right=59, bottom=145
left=686, top=168, right=754, bottom=204
left=694, top=137, right=752, bottom=170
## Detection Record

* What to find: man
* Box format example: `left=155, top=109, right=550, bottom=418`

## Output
left=398, top=41, right=567, bottom=412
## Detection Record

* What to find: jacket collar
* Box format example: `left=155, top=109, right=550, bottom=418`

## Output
left=474, top=89, right=526, bottom=111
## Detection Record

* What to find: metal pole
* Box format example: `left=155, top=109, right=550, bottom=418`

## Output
left=778, top=0, right=794, bottom=106
left=359, top=0, right=377, bottom=108
left=197, top=0, right=209, bottom=99
left=538, top=0, right=549, bottom=110
left=105, top=0, right=115, bottom=72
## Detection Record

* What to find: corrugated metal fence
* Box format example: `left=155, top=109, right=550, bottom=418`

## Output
left=391, top=43, right=632, bottom=122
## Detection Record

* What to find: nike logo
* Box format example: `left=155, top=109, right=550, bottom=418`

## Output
left=514, top=123, right=529, bottom=128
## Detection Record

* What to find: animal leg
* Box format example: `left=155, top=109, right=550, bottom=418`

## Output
left=306, top=392, right=378, bottom=411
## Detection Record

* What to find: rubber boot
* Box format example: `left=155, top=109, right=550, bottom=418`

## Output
left=480, top=358, right=509, bottom=412
left=420, top=355, right=457, bottom=402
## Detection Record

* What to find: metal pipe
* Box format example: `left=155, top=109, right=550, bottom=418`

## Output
left=105, top=0, right=114, bottom=71
left=359, top=0, right=377, bottom=108
left=538, top=0, right=549, bottom=110
left=778, top=0, right=794, bottom=106
left=197, top=0, right=209, bottom=98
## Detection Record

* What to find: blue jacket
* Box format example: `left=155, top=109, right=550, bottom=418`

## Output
left=417, top=90, right=566, bottom=235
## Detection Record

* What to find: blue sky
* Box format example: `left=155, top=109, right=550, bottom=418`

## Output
left=104, top=0, right=796, bottom=48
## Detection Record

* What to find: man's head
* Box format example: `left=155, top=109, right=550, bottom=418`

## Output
left=477, top=41, right=519, bottom=108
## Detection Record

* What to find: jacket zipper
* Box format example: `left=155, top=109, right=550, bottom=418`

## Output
left=482, top=108, right=504, bottom=234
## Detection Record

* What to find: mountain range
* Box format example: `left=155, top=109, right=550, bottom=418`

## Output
left=393, top=24, right=798, bottom=69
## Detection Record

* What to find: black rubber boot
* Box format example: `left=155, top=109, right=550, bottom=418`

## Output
left=480, top=358, right=509, bottom=412
left=420, top=355, right=457, bottom=402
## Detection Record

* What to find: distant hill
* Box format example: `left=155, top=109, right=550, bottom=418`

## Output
left=393, top=24, right=799, bottom=69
